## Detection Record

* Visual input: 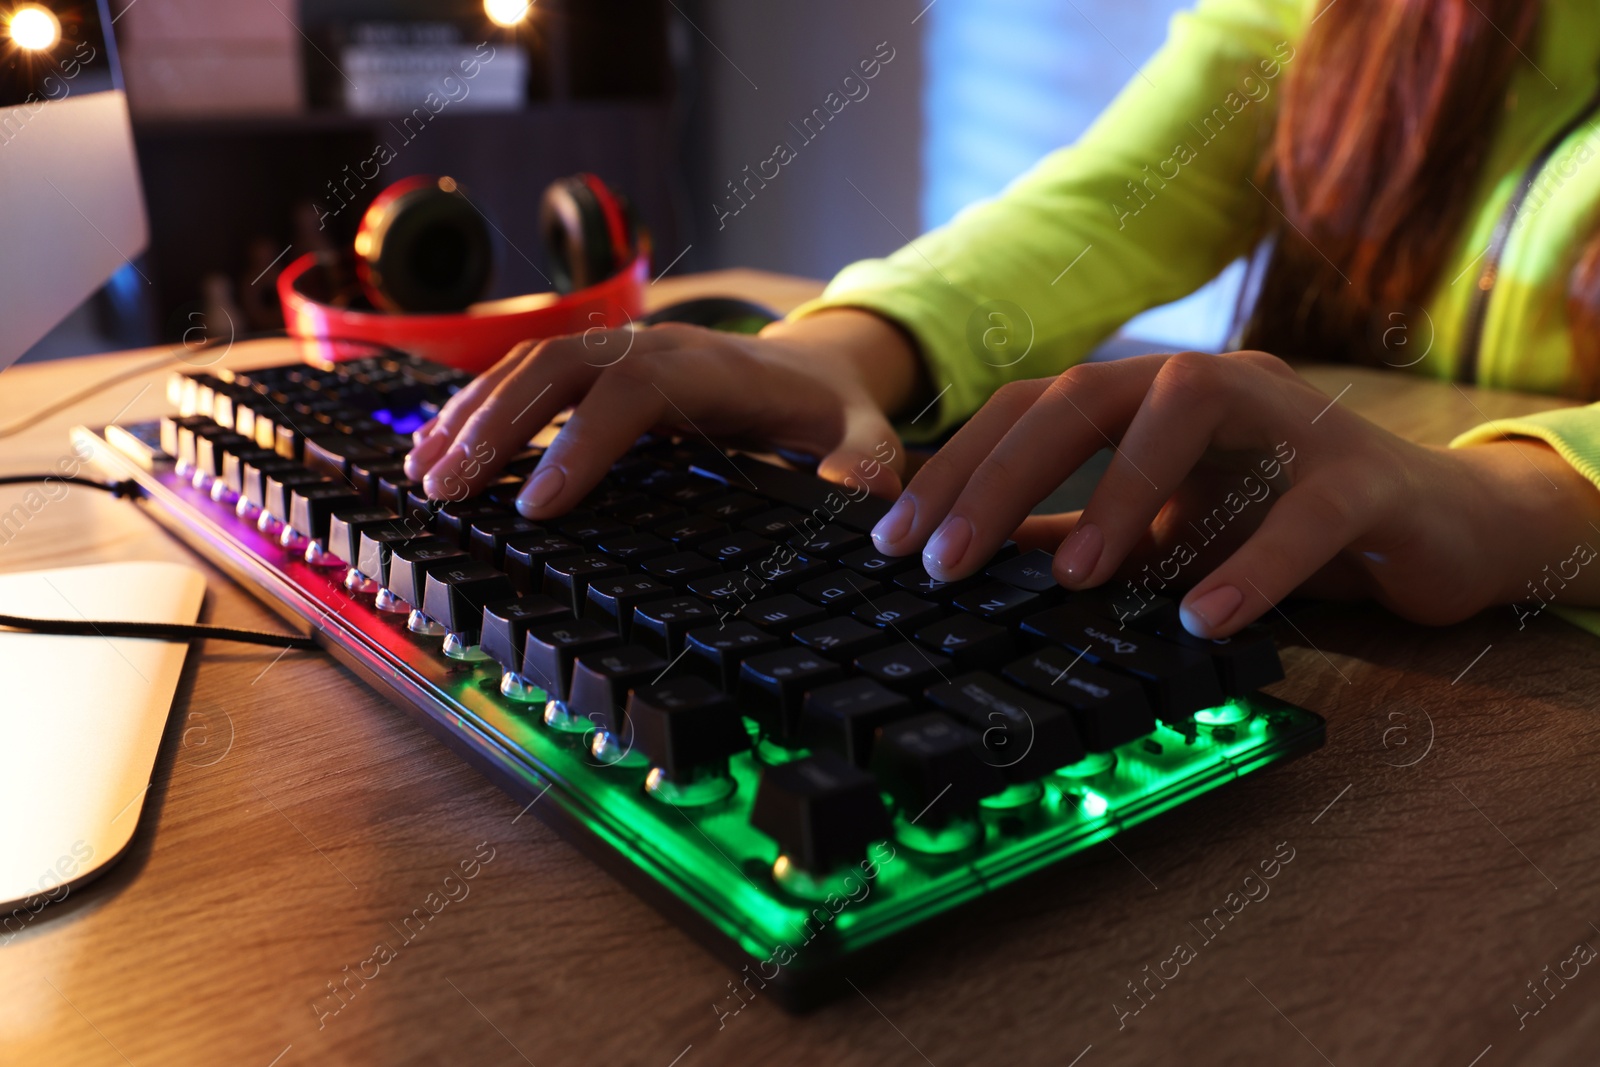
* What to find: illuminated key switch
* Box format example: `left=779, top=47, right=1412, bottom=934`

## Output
left=750, top=751, right=892, bottom=878
left=421, top=560, right=516, bottom=655
left=871, top=713, right=1005, bottom=830
left=628, top=677, right=751, bottom=804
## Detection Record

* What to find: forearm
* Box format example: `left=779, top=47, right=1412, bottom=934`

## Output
left=760, top=307, right=929, bottom=420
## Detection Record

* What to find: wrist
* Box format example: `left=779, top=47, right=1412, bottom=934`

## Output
left=760, top=307, right=929, bottom=419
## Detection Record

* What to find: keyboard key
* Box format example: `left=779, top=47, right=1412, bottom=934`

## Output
left=791, top=617, right=888, bottom=661
left=870, top=713, right=1005, bottom=826
left=240, top=455, right=300, bottom=508
left=913, top=614, right=1014, bottom=669
left=585, top=574, right=674, bottom=637
left=628, top=677, right=751, bottom=781
left=290, top=483, right=363, bottom=543
left=740, top=594, right=827, bottom=635
left=222, top=447, right=281, bottom=497
left=701, top=531, right=776, bottom=568
left=838, top=545, right=916, bottom=578
left=522, top=619, right=620, bottom=700
left=545, top=554, right=629, bottom=616
left=1138, top=611, right=1285, bottom=695
left=304, top=435, right=389, bottom=483
left=752, top=552, right=831, bottom=590
left=423, top=561, right=517, bottom=637
left=558, top=513, right=632, bottom=546
left=951, top=582, right=1042, bottom=625
left=788, top=524, right=866, bottom=559
left=596, top=532, right=673, bottom=563
left=893, top=568, right=979, bottom=602
left=481, top=595, right=571, bottom=674
left=609, top=497, right=685, bottom=527
left=568, top=644, right=672, bottom=735
left=653, top=514, right=728, bottom=549
left=700, top=492, right=767, bottom=521
left=1001, top=647, right=1155, bottom=751
left=1020, top=605, right=1224, bottom=721
left=986, top=549, right=1061, bottom=592
left=502, top=533, right=583, bottom=594
left=263, top=470, right=326, bottom=522
left=854, top=641, right=954, bottom=694
left=434, top=500, right=510, bottom=549
left=852, top=591, right=943, bottom=632
left=701, top=455, right=891, bottom=533
left=685, top=571, right=770, bottom=612
left=465, top=515, right=544, bottom=565
left=737, top=647, right=843, bottom=742
left=749, top=752, right=892, bottom=873
left=194, top=431, right=252, bottom=481
left=924, top=672, right=1085, bottom=780
left=642, top=551, right=722, bottom=586
left=357, top=524, right=436, bottom=588
left=388, top=541, right=469, bottom=608
left=327, top=506, right=398, bottom=566
left=796, top=569, right=882, bottom=609
left=631, top=596, right=718, bottom=656
left=800, top=678, right=912, bottom=767
left=684, top=621, right=782, bottom=690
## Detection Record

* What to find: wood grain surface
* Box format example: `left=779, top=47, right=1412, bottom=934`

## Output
left=3, top=272, right=1598, bottom=1067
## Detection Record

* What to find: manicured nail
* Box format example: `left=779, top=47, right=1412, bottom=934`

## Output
left=1181, top=585, right=1243, bottom=637
left=405, top=432, right=447, bottom=479
left=871, top=496, right=915, bottom=548
left=1056, top=523, right=1103, bottom=586
left=923, top=516, right=973, bottom=576
left=516, top=466, right=565, bottom=516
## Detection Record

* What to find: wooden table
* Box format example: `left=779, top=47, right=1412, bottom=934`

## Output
left=4, top=271, right=1599, bottom=1067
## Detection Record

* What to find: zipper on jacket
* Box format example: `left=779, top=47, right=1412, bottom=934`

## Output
left=1458, top=86, right=1600, bottom=383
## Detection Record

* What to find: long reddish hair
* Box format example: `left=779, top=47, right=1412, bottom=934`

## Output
left=1242, top=0, right=1600, bottom=395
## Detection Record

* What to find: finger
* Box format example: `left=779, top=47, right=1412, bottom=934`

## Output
left=403, top=341, right=532, bottom=478
left=816, top=400, right=905, bottom=501
left=1060, top=353, right=1268, bottom=589
left=870, top=377, right=1052, bottom=555
left=1179, top=477, right=1373, bottom=637
left=1012, top=511, right=1083, bottom=552
left=420, top=334, right=618, bottom=499
left=915, top=356, right=1170, bottom=580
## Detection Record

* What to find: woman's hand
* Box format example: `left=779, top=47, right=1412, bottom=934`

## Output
left=402, top=308, right=925, bottom=515
left=869, top=350, right=1600, bottom=638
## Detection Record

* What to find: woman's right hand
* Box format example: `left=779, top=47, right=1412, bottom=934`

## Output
left=401, top=307, right=925, bottom=517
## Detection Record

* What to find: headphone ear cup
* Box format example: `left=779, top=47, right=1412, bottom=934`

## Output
left=539, top=177, right=617, bottom=294
left=357, top=178, right=492, bottom=313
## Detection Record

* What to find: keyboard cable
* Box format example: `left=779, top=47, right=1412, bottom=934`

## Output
left=0, top=473, right=319, bottom=651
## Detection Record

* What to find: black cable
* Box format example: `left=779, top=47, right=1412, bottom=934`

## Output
left=0, top=474, right=142, bottom=498
left=0, top=612, right=318, bottom=650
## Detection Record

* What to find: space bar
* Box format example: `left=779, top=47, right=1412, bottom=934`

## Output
left=689, top=452, right=892, bottom=533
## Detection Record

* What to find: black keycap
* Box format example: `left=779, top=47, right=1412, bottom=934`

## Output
left=788, top=524, right=866, bottom=559
left=637, top=469, right=723, bottom=505
left=233, top=452, right=295, bottom=502
left=749, top=752, right=893, bottom=874
left=685, top=621, right=782, bottom=690
left=357, top=524, right=437, bottom=588
left=838, top=545, right=915, bottom=578
left=545, top=554, right=628, bottom=616
left=685, top=571, right=770, bottom=613
left=852, top=591, right=943, bottom=632
left=913, top=614, right=1014, bottom=669
left=522, top=619, right=621, bottom=701
left=1001, top=646, right=1156, bottom=752
left=738, top=648, right=843, bottom=743
left=304, top=435, right=389, bottom=483
left=702, top=455, right=891, bottom=533
left=653, top=514, right=728, bottom=549
left=627, top=677, right=751, bottom=781
left=503, top=533, right=583, bottom=594
left=986, top=549, right=1061, bottom=592
left=752, top=552, right=831, bottom=590
left=468, top=515, right=545, bottom=565
left=800, top=678, right=912, bottom=767
left=743, top=507, right=806, bottom=540
left=951, top=582, right=1043, bottom=625
left=610, top=497, right=685, bottom=527
left=631, top=596, right=718, bottom=656
left=894, top=568, right=979, bottom=602
left=558, top=513, right=632, bottom=546
left=1138, top=611, right=1285, bottom=695
left=1077, top=585, right=1173, bottom=628
left=327, top=506, right=398, bottom=566
left=597, top=532, right=673, bottom=563
left=870, top=713, right=1005, bottom=826
left=855, top=641, right=954, bottom=694
left=388, top=541, right=469, bottom=608
left=263, top=469, right=325, bottom=522
left=194, top=431, right=252, bottom=481
left=423, top=561, right=517, bottom=636
left=1020, top=605, right=1224, bottom=721
left=796, top=569, right=882, bottom=609
left=567, top=644, right=672, bottom=735
left=434, top=500, right=510, bottom=549
left=925, top=672, right=1085, bottom=780
left=585, top=574, right=674, bottom=637
left=481, top=595, right=570, bottom=674
left=376, top=472, right=421, bottom=514
left=700, top=492, right=767, bottom=522
left=701, top=531, right=776, bottom=568
left=791, top=617, right=889, bottom=661
left=349, top=458, right=407, bottom=504
left=290, top=483, right=364, bottom=543
left=740, top=594, right=827, bottom=635
left=642, top=551, right=722, bottom=586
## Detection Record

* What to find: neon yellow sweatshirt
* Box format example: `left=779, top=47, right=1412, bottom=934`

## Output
left=793, top=0, right=1600, bottom=482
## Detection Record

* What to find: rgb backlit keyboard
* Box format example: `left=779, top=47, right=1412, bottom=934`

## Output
left=80, top=350, right=1324, bottom=1009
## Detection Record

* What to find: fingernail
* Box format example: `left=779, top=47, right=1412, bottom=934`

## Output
left=405, top=433, right=447, bottom=479
left=516, top=466, right=565, bottom=516
left=1181, top=585, right=1243, bottom=637
left=1057, top=523, right=1103, bottom=586
left=871, top=496, right=915, bottom=548
left=923, top=516, right=973, bottom=577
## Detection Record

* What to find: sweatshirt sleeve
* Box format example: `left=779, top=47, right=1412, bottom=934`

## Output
left=788, top=0, right=1308, bottom=441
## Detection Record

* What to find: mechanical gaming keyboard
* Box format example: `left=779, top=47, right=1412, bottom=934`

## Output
left=76, top=350, right=1325, bottom=1009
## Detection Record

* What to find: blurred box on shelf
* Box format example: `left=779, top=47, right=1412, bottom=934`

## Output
left=334, top=22, right=527, bottom=115
left=111, top=0, right=303, bottom=117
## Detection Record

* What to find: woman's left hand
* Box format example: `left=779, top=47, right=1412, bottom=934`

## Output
left=868, top=350, right=1600, bottom=637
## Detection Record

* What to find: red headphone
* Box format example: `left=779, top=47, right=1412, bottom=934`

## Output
left=278, top=173, right=649, bottom=373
